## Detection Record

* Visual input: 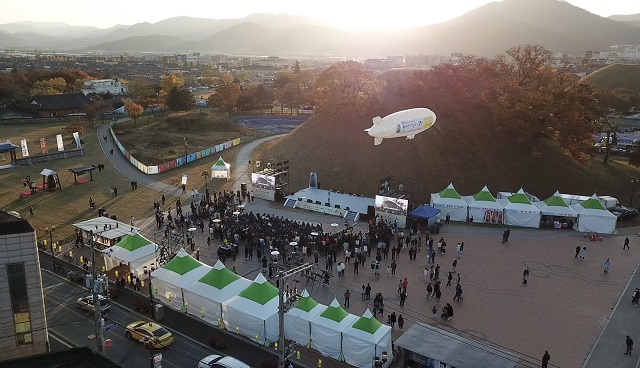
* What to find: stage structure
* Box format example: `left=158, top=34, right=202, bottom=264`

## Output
left=374, top=176, right=416, bottom=228
left=251, top=158, right=289, bottom=202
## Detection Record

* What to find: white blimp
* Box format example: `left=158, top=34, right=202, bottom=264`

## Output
left=365, top=108, right=436, bottom=145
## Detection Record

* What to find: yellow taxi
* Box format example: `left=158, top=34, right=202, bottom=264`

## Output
left=125, top=321, right=173, bottom=349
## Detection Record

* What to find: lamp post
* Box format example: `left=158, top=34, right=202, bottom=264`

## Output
left=45, top=226, right=57, bottom=272
left=631, top=177, right=639, bottom=207
left=183, top=137, right=188, bottom=165
left=202, top=171, right=209, bottom=200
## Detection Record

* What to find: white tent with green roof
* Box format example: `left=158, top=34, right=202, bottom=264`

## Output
left=310, top=298, right=358, bottom=360
left=342, top=309, right=393, bottom=368
left=183, top=260, right=251, bottom=324
left=222, top=273, right=279, bottom=344
left=102, top=233, right=158, bottom=276
left=463, top=186, right=505, bottom=224
left=499, top=188, right=542, bottom=228
left=430, top=183, right=468, bottom=222
left=150, top=248, right=211, bottom=310
left=571, top=194, right=617, bottom=233
left=284, top=289, right=326, bottom=347
left=211, top=156, right=231, bottom=180
left=534, top=191, right=578, bottom=218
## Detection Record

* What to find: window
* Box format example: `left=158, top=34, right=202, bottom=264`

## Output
left=7, top=263, right=32, bottom=345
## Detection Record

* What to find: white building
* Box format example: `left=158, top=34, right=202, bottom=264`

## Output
left=0, top=211, right=49, bottom=360
left=81, top=79, right=127, bottom=96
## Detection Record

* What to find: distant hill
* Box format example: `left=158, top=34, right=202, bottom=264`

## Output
left=263, top=69, right=636, bottom=203
left=582, top=64, right=640, bottom=96
left=88, top=35, right=189, bottom=52
left=608, top=14, right=640, bottom=22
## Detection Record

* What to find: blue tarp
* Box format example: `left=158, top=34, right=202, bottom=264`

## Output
left=410, top=205, right=441, bottom=219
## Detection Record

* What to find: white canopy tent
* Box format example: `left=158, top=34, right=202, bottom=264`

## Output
left=182, top=260, right=251, bottom=324
left=102, top=234, right=158, bottom=276
left=430, top=183, right=468, bottom=222
left=342, top=309, right=393, bottom=368
left=222, top=273, right=279, bottom=344
left=463, top=186, right=505, bottom=224
left=499, top=188, right=542, bottom=228
left=310, top=298, right=358, bottom=360
left=150, top=248, right=211, bottom=310
left=211, top=156, right=231, bottom=180
left=284, top=289, right=326, bottom=347
left=571, top=194, right=617, bottom=234
left=73, top=217, right=140, bottom=247
left=534, top=191, right=579, bottom=218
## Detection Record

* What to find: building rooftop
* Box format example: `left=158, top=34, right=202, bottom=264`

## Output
left=0, top=347, right=125, bottom=368
left=0, top=211, right=33, bottom=235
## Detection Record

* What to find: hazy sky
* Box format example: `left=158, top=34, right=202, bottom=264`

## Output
left=1, top=0, right=638, bottom=30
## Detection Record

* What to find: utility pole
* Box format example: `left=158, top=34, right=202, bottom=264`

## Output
left=90, top=230, right=105, bottom=354
left=277, top=262, right=313, bottom=368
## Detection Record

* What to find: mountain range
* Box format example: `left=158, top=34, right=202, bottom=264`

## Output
left=1, top=0, right=639, bottom=57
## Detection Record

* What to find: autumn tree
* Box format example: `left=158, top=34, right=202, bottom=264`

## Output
left=30, top=77, right=67, bottom=95
left=128, top=77, right=157, bottom=100
left=165, top=86, right=195, bottom=112
left=482, top=44, right=599, bottom=162
left=160, top=73, right=185, bottom=95
left=124, top=100, right=144, bottom=124
left=313, top=60, right=386, bottom=119
left=207, top=83, right=241, bottom=115
left=138, top=96, right=164, bottom=115
left=65, top=119, right=86, bottom=135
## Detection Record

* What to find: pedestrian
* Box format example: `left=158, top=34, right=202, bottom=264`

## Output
left=426, top=283, right=433, bottom=299
left=445, top=213, right=450, bottom=225
left=624, top=236, right=630, bottom=250
left=386, top=265, right=391, bottom=276
left=389, top=312, right=396, bottom=328
left=603, top=258, right=611, bottom=273
left=454, top=284, right=463, bottom=302
left=397, top=279, right=403, bottom=293
left=502, top=228, right=511, bottom=243
left=344, top=289, right=351, bottom=307
left=195, top=250, right=200, bottom=261
left=391, top=259, right=397, bottom=275
left=523, top=267, right=530, bottom=284
left=632, top=288, right=640, bottom=306
left=424, top=267, right=429, bottom=281
left=398, top=314, right=404, bottom=330
left=626, top=335, right=634, bottom=355
left=542, top=350, right=550, bottom=368
left=446, top=272, right=453, bottom=286
left=400, top=290, right=407, bottom=307
left=129, top=215, right=135, bottom=226
left=575, top=245, right=581, bottom=258
left=109, top=148, right=113, bottom=155
left=432, top=305, right=438, bottom=319
left=457, top=273, right=461, bottom=286
left=579, top=246, right=587, bottom=260
left=456, top=243, right=461, bottom=258
left=113, top=187, right=118, bottom=197
left=365, top=283, right=371, bottom=300
left=354, top=260, right=359, bottom=274
left=161, top=194, right=165, bottom=206
left=452, top=259, right=457, bottom=273
left=434, top=264, right=440, bottom=281
left=29, top=205, right=33, bottom=217
left=402, top=277, right=408, bottom=293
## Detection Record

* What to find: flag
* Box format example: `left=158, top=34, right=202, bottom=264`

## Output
left=73, top=132, right=81, bottom=149
left=20, top=139, right=29, bottom=157
left=39, top=137, right=48, bottom=154
left=56, top=134, right=64, bottom=152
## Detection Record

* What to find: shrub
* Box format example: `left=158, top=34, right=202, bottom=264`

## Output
left=207, top=334, right=226, bottom=349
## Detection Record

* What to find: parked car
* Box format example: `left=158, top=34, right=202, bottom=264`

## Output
left=198, top=354, right=250, bottom=368
left=76, top=295, right=110, bottom=314
left=125, top=321, right=173, bottom=349
left=611, top=206, right=639, bottom=221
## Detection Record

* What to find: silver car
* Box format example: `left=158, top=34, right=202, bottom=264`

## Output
left=198, top=355, right=250, bottom=368
left=76, top=295, right=110, bottom=314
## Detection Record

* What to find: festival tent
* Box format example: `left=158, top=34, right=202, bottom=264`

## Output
left=342, top=309, right=394, bottom=368
left=463, top=186, right=505, bottom=224
left=102, top=234, right=158, bottom=276
left=499, top=188, right=542, bottom=228
left=222, top=273, right=279, bottom=344
left=571, top=194, right=617, bottom=234
left=284, top=289, right=326, bottom=347
left=310, top=298, right=358, bottom=360
left=211, top=156, right=231, bottom=180
left=534, top=191, right=578, bottom=218
left=182, top=260, right=251, bottom=324
left=150, top=248, right=211, bottom=310
left=409, top=205, right=441, bottom=226
left=430, top=183, right=468, bottom=222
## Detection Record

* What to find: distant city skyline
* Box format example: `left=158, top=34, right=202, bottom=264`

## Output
left=1, top=0, right=639, bottom=31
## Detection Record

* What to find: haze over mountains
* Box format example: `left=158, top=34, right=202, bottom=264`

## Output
left=1, top=0, right=639, bottom=57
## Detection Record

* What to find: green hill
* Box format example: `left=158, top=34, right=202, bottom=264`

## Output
left=583, top=64, right=640, bottom=95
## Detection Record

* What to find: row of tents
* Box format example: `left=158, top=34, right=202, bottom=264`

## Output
left=427, top=184, right=617, bottom=234
left=102, top=243, right=392, bottom=367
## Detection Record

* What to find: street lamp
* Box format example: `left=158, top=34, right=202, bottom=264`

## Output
left=45, top=226, right=57, bottom=272
left=202, top=171, right=209, bottom=199
left=631, top=177, right=639, bottom=207
left=183, top=137, right=188, bottom=165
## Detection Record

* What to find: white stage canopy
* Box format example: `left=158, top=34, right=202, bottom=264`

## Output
left=342, top=309, right=393, bottom=368
left=534, top=191, right=578, bottom=218
left=310, top=298, right=358, bottom=360
left=284, top=289, right=326, bottom=347
left=430, top=183, right=468, bottom=222
left=499, top=188, right=542, bottom=228
left=571, top=194, right=617, bottom=234
left=463, top=186, right=504, bottom=224
left=102, top=234, right=158, bottom=276
left=73, top=217, right=139, bottom=240
left=211, top=156, right=231, bottom=180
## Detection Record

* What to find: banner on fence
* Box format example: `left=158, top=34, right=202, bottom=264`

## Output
left=20, top=139, right=29, bottom=157
left=39, top=137, right=48, bottom=154
left=56, top=134, right=65, bottom=152
left=73, top=132, right=81, bottom=149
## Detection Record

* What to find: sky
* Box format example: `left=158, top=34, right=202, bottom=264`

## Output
left=1, top=0, right=639, bottom=31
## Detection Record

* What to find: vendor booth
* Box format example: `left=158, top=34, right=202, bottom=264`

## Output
left=222, top=273, right=279, bottom=344
left=571, top=194, right=617, bottom=234
left=150, top=248, right=211, bottom=311
left=284, top=289, right=326, bottom=347
left=534, top=191, right=578, bottom=228
left=211, top=156, right=231, bottom=180
left=463, top=186, right=504, bottom=225
left=102, top=234, right=158, bottom=276
left=310, top=298, right=358, bottom=360
left=182, top=260, right=251, bottom=325
left=40, top=168, right=61, bottom=191
left=73, top=217, right=139, bottom=249
left=430, top=183, right=468, bottom=222
left=342, top=309, right=393, bottom=368
left=499, top=188, right=542, bottom=228
left=409, top=205, right=441, bottom=227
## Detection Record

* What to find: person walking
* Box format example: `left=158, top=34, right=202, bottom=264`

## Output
left=365, top=283, right=371, bottom=300
left=400, top=290, right=407, bottom=307
left=456, top=243, right=461, bottom=258
left=426, top=283, right=433, bottom=299
left=626, top=335, right=634, bottom=355
left=389, top=312, right=397, bottom=328
left=402, top=278, right=408, bottom=293
left=29, top=206, right=34, bottom=217
left=391, top=259, right=397, bottom=275
left=446, top=272, right=453, bottom=286
left=452, top=259, right=458, bottom=273
left=603, top=258, right=611, bottom=273
left=344, top=289, right=351, bottom=307
left=523, top=267, right=530, bottom=284
left=397, top=279, right=403, bottom=293
left=542, top=350, right=551, bottom=368
left=454, top=284, right=463, bottom=302
left=432, top=305, right=438, bottom=319
left=195, top=250, right=200, bottom=261
left=354, top=260, right=359, bottom=274
left=398, top=314, right=404, bottom=331
left=575, top=245, right=581, bottom=258
left=502, top=228, right=511, bottom=243
left=445, top=213, right=450, bottom=225
left=579, top=246, right=587, bottom=260
left=624, top=236, right=630, bottom=250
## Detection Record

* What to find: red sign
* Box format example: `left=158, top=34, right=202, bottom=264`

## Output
left=104, top=339, right=113, bottom=349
